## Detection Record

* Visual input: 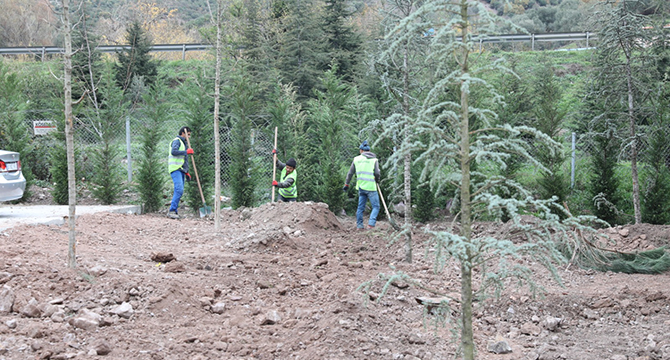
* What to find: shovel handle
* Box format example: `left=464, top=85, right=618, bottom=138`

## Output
left=184, top=133, right=207, bottom=205
left=272, top=127, right=278, bottom=202
left=377, top=183, right=400, bottom=231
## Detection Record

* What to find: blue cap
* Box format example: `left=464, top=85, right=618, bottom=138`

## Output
left=359, top=140, right=370, bottom=151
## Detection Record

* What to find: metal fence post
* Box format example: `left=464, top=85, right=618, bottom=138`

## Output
left=571, top=132, right=576, bottom=188
left=531, top=34, right=535, bottom=51
left=126, top=116, right=132, bottom=183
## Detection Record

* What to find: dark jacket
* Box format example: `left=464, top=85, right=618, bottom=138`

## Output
left=171, top=136, right=190, bottom=173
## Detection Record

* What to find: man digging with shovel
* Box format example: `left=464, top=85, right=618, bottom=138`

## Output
left=343, top=140, right=381, bottom=230
left=167, top=126, right=193, bottom=219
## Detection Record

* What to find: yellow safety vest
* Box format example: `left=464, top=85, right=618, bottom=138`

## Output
left=279, top=168, right=298, bottom=199
left=353, top=155, right=377, bottom=191
left=168, top=137, right=185, bottom=173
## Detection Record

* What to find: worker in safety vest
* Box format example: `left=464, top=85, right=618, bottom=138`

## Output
left=343, top=140, right=381, bottom=230
left=272, top=149, right=298, bottom=202
left=167, top=126, right=193, bottom=219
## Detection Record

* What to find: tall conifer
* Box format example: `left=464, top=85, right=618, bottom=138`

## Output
left=181, top=73, right=215, bottom=213
left=136, top=81, right=168, bottom=213
left=531, top=57, right=569, bottom=218
left=276, top=0, right=325, bottom=100
left=363, top=2, right=605, bottom=359
left=320, top=0, right=363, bottom=82
left=590, top=0, right=658, bottom=223
left=227, top=70, right=260, bottom=208
left=89, top=63, right=126, bottom=204
left=115, top=21, right=159, bottom=91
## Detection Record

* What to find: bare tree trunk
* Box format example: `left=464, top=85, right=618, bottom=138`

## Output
left=624, top=46, right=641, bottom=224
left=402, top=39, right=412, bottom=263
left=458, top=1, right=474, bottom=358
left=213, top=0, right=223, bottom=231
left=62, top=0, right=77, bottom=269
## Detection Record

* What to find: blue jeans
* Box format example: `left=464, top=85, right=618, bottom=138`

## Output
left=169, top=171, right=185, bottom=213
left=357, top=189, right=380, bottom=228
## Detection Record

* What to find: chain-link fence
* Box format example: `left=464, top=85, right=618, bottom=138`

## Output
left=23, top=113, right=670, bottom=201
left=24, top=113, right=277, bottom=197
left=518, top=128, right=670, bottom=192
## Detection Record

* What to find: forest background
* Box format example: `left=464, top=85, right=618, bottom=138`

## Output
left=0, top=0, right=669, bottom=228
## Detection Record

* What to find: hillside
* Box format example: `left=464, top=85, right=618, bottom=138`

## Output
left=0, top=0, right=592, bottom=48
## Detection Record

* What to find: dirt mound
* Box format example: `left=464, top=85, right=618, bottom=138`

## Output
left=248, top=201, right=341, bottom=232
left=594, top=224, right=670, bottom=253
left=218, top=201, right=342, bottom=251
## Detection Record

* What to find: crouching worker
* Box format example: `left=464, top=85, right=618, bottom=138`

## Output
left=272, top=150, right=298, bottom=202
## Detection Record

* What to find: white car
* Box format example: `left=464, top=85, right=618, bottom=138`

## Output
left=0, top=150, right=26, bottom=202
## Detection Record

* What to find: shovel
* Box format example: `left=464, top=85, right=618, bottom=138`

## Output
left=377, top=183, right=400, bottom=231
left=184, top=133, right=212, bottom=217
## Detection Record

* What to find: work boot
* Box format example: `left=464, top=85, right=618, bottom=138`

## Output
left=167, top=211, right=180, bottom=219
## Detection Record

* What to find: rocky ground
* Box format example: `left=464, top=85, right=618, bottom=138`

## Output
left=1, top=199, right=669, bottom=360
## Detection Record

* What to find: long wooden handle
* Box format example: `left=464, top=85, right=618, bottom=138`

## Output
left=184, top=133, right=206, bottom=205
left=272, top=127, right=278, bottom=202
left=377, top=183, right=401, bottom=231
left=377, top=183, right=392, bottom=220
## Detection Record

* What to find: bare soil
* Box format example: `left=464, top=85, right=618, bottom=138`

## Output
left=1, top=200, right=669, bottom=360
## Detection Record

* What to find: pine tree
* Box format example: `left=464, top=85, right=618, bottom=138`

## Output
left=531, top=57, right=569, bottom=218
left=589, top=120, right=622, bottom=226
left=493, top=56, right=532, bottom=222
left=371, top=0, right=434, bottom=262
left=412, top=158, right=436, bottom=223
left=642, top=125, right=670, bottom=224
left=136, top=81, right=168, bottom=213
left=50, top=143, right=70, bottom=205
left=227, top=70, right=260, bottom=209
left=276, top=0, right=326, bottom=100
left=320, top=0, right=363, bottom=82
left=71, top=10, right=102, bottom=104
left=89, top=63, right=126, bottom=205
left=304, top=66, right=355, bottom=211
left=115, top=21, right=159, bottom=92
left=362, top=1, right=604, bottom=359
left=181, top=73, right=215, bottom=213
left=642, top=84, right=670, bottom=224
left=590, top=0, right=659, bottom=224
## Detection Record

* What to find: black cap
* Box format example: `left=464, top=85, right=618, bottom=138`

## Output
left=286, top=158, right=297, bottom=168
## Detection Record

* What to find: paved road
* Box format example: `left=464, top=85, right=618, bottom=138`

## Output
left=0, top=205, right=142, bottom=231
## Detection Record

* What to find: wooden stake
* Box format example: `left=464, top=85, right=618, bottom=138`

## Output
left=272, top=127, right=278, bottom=202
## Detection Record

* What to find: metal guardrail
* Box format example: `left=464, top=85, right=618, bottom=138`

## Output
left=470, top=32, right=596, bottom=50
left=0, top=43, right=213, bottom=60
left=0, top=32, right=599, bottom=59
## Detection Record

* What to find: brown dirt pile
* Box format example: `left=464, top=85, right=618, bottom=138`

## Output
left=0, top=202, right=669, bottom=359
